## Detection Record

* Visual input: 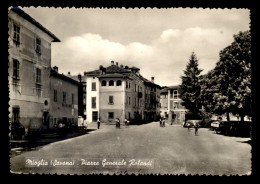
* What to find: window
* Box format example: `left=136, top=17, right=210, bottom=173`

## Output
left=129, top=82, right=131, bottom=88
left=101, top=80, right=106, bottom=86
left=174, top=90, right=178, bottom=99
left=36, top=68, right=41, bottom=84
left=92, top=97, right=96, bottom=108
left=108, top=112, right=114, bottom=119
left=12, top=107, right=20, bottom=123
left=116, top=80, right=122, bottom=86
left=13, top=23, right=20, bottom=45
left=174, top=102, right=179, bottom=109
left=128, top=97, right=131, bottom=105
left=72, top=93, right=74, bottom=105
left=126, top=81, right=128, bottom=88
left=170, top=90, right=173, bottom=98
left=54, top=89, right=57, bottom=102
left=109, top=96, right=114, bottom=104
left=35, top=37, right=41, bottom=54
left=109, top=80, right=114, bottom=86
left=92, top=82, right=96, bottom=91
left=13, top=59, right=19, bottom=79
left=63, top=91, right=66, bottom=103
left=135, top=84, right=137, bottom=92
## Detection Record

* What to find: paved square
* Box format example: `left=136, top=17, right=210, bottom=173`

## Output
left=10, top=122, right=251, bottom=175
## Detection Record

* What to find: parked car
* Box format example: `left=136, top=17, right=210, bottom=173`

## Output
left=183, top=120, right=201, bottom=128
left=57, top=117, right=71, bottom=135
left=210, top=120, right=220, bottom=131
left=77, top=116, right=88, bottom=133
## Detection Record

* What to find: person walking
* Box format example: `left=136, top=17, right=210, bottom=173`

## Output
left=194, top=122, right=199, bottom=136
left=159, top=117, right=162, bottom=127
left=115, top=118, right=120, bottom=129
left=124, top=118, right=128, bottom=127
left=162, top=118, right=166, bottom=127
left=97, top=118, right=101, bottom=129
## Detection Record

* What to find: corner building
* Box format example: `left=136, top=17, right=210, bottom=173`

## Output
left=84, top=61, right=161, bottom=124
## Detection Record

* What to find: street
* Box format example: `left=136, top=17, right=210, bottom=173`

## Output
left=10, top=122, right=251, bottom=175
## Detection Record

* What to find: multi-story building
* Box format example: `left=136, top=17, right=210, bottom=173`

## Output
left=83, top=61, right=161, bottom=124
left=49, top=67, right=79, bottom=131
left=8, top=8, right=60, bottom=138
left=160, top=86, right=187, bottom=124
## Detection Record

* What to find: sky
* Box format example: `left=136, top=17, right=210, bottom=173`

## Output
left=21, top=7, right=250, bottom=86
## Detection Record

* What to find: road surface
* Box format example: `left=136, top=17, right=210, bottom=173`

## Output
left=10, top=122, right=251, bottom=175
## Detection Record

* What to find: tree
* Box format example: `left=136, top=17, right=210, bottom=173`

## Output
left=200, top=31, right=251, bottom=121
left=180, top=52, right=203, bottom=114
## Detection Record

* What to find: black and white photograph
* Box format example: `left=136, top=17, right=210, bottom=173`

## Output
left=8, top=6, right=252, bottom=175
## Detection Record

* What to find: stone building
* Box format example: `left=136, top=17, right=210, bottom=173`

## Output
left=8, top=8, right=60, bottom=138
left=160, top=86, right=187, bottom=124
left=83, top=61, right=161, bottom=124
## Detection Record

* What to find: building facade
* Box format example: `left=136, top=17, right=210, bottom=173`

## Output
left=8, top=8, right=60, bottom=138
left=160, top=86, right=187, bottom=124
left=84, top=61, right=161, bottom=124
left=49, top=67, right=79, bottom=131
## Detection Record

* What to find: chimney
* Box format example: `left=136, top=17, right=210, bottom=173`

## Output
left=120, top=64, right=124, bottom=68
left=78, top=74, right=82, bottom=82
left=53, top=66, right=58, bottom=73
left=68, top=72, right=70, bottom=75
left=84, top=71, right=87, bottom=76
left=151, top=77, right=154, bottom=83
left=116, top=62, right=118, bottom=66
left=111, top=61, right=114, bottom=65
left=99, top=65, right=103, bottom=75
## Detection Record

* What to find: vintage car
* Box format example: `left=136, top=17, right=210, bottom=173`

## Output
left=183, top=120, right=201, bottom=128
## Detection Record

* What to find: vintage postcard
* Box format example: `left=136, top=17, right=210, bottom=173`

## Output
left=9, top=7, right=252, bottom=175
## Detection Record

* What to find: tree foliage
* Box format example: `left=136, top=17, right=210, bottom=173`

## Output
left=200, top=31, right=251, bottom=121
left=180, top=52, right=203, bottom=114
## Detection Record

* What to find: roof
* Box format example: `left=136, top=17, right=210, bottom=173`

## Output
left=160, top=85, right=180, bottom=94
left=160, top=88, right=168, bottom=93
left=51, top=69, right=80, bottom=85
left=166, top=85, right=180, bottom=90
left=10, top=7, right=60, bottom=42
left=106, top=65, right=131, bottom=73
left=98, top=73, right=132, bottom=79
left=84, top=63, right=161, bottom=88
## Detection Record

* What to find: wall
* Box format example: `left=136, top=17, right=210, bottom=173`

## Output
left=8, top=11, right=53, bottom=135
left=50, top=74, right=78, bottom=129
left=86, top=76, right=100, bottom=122
left=99, top=78, right=125, bottom=123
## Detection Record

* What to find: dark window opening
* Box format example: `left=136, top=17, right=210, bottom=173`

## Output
left=92, top=82, right=96, bottom=91
left=54, top=89, right=57, bottom=102
left=13, top=59, right=19, bottom=80
left=13, top=23, right=20, bottom=45
left=63, top=91, right=66, bottom=103
left=109, top=80, right=114, bottom=86
left=35, top=37, right=41, bottom=54
left=108, top=112, right=114, bottom=119
left=101, top=80, right=107, bottom=86
left=116, top=80, right=122, bottom=86
left=92, top=97, right=96, bottom=108
left=109, top=96, right=114, bottom=104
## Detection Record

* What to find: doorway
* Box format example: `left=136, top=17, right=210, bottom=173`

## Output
left=43, top=111, right=50, bottom=130
left=92, top=111, right=98, bottom=122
